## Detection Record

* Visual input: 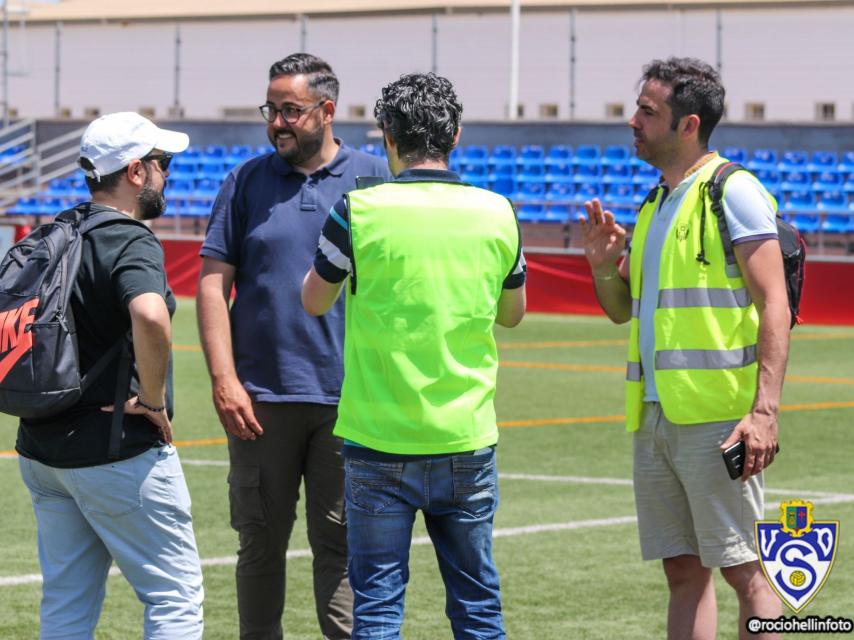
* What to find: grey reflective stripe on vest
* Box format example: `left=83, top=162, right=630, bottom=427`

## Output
left=626, top=361, right=643, bottom=381
left=631, top=298, right=640, bottom=318
left=657, top=287, right=752, bottom=309
left=655, top=345, right=757, bottom=370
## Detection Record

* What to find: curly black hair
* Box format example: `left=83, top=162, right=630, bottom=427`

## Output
left=269, top=53, right=339, bottom=104
left=641, top=57, right=725, bottom=146
left=374, top=72, right=462, bottom=163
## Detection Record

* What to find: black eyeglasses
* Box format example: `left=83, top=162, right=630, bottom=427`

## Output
left=141, top=152, right=173, bottom=172
left=259, top=101, right=326, bottom=124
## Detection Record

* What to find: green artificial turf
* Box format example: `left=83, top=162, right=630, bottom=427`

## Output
left=0, top=301, right=851, bottom=638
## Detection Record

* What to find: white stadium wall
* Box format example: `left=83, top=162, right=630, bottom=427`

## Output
left=5, top=4, right=854, bottom=123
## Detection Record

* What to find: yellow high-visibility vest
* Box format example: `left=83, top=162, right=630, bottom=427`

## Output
left=335, top=180, right=520, bottom=454
left=625, top=158, right=775, bottom=430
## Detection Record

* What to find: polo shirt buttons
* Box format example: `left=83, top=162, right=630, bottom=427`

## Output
left=301, top=182, right=318, bottom=211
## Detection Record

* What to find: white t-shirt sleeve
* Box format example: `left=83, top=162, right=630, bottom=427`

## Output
left=721, top=172, right=778, bottom=243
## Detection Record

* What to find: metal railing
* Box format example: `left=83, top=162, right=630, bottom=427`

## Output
left=0, top=120, right=86, bottom=211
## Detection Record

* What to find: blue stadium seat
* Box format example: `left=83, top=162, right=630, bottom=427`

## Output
left=461, top=164, right=489, bottom=185
left=843, top=173, right=854, bottom=193
left=489, top=178, right=517, bottom=199
left=813, top=172, right=843, bottom=192
left=230, top=144, right=255, bottom=157
left=545, top=204, right=572, bottom=222
left=360, top=143, right=385, bottom=157
left=186, top=196, right=215, bottom=217
left=164, top=198, right=184, bottom=217
left=490, top=145, right=516, bottom=167
left=816, top=191, right=848, bottom=213
left=754, top=169, right=781, bottom=193
left=70, top=181, right=89, bottom=200
left=746, top=149, right=778, bottom=171
left=461, top=145, right=489, bottom=166
left=515, top=181, right=545, bottom=203
left=46, top=178, right=74, bottom=197
left=168, top=179, right=195, bottom=198
left=488, top=163, right=516, bottom=181
left=576, top=183, right=603, bottom=200
left=199, top=163, right=227, bottom=180
left=601, top=145, right=629, bottom=166
left=784, top=213, right=820, bottom=234
left=781, top=172, right=810, bottom=195
left=545, top=145, right=572, bottom=167
left=170, top=164, right=197, bottom=181
left=516, top=203, right=547, bottom=223
left=611, top=207, right=637, bottom=226
left=838, top=152, right=854, bottom=172
left=782, top=191, right=816, bottom=212
left=449, top=148, right=461, bottom=172
left=807, top=151, right=837, bottom=174
left=202, top=145, right=227, bottom=163
left=604, top=183, right=636, bottom=207
left=722, top=147, right=747, bottom=163
left=517, top=164, right=546, bottom=183
left=545, top=181, right=575, bottom=203
left=602, top=164, right=632, bottom=184
left=572, top=165, right=602, bottom=184
left=42, top=197, right=68, bottom=215
left=256, top=145, right=270, bottom=156
left=777, top=150, right=808, bottom=172
left=462, top=175, right=489, bottom=189
left=518, top=145, right=545, bottom=167
left=632, top=163, right=659, bottom=187
left=821, top=214, right=853, bottom=234
left=544, top=164, right=572, bottom=183
left=9, top=197, right=39, bottom=215
left=183, top=146, right=203, bottom=160
left=572, top=145, right=601, bottom=166
left=194, top=178, right=222, bottom=196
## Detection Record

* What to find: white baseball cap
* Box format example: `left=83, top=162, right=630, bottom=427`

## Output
left=79, top=111, right=190, bottom=180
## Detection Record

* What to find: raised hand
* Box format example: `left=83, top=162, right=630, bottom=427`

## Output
left=579, top=198, right=627, bottom=274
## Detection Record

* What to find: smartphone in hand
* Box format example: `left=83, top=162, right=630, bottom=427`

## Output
left=722, top=440, right=780, bottom=479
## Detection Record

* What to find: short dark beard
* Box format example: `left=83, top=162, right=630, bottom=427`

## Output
left=137, top=168, right=166, bottom=220
left=270, top=125, right=324, bottom=166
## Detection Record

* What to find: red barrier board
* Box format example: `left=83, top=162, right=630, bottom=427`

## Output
left=163, top=240, right=854, bottom=326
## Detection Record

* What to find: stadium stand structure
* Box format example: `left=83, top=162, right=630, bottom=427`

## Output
left=11, top=143, right=854, bottom=243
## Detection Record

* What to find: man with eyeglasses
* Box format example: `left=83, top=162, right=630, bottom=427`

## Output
left=16, top=112, right=204, bottom=638
left=197, top=53, right=390, bottom=639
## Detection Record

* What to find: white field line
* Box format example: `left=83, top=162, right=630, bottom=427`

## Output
left=2, top=466, right=852, bottom=588
left=0, top=516, right=636, bottom=588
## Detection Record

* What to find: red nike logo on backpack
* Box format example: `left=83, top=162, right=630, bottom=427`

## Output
left=0, top=298, right=39, bottom=383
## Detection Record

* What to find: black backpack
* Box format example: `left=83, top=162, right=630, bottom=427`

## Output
left=696, top=161, right=807, bottom=328
left=0, top=204, right=145, bottom=457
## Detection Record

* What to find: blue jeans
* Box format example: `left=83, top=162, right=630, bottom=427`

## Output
left=19, top=445, right=204, bottom=640
left=345, top=448, right=504, bottom=640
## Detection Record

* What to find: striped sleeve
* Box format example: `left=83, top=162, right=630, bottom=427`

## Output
left=503, top=250, right=527, bottom=289
left=313, top=198, right=352, bottom=284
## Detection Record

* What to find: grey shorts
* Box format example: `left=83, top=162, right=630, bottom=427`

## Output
left=633, top=402, right=763, bottom=568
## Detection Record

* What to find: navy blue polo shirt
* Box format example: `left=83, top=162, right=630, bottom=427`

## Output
left=200, top=141, right=391, bottom=404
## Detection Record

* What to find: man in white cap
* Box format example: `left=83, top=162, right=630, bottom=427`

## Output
left=15, top=112, right=205, bottom=639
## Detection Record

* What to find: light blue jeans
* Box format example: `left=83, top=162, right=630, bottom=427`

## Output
left=345, top=447, right=504, bottom=640
left=19, top=445, right=204, bottom=640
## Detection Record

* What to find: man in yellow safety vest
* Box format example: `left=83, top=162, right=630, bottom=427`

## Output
left=581, top=57, right=788, bottom=640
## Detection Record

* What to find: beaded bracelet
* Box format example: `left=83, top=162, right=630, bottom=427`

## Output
left=135, top=397, right=166, bottom=412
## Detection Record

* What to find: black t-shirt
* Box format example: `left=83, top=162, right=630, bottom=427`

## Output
left=15, top=204, right=176, bottom=468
